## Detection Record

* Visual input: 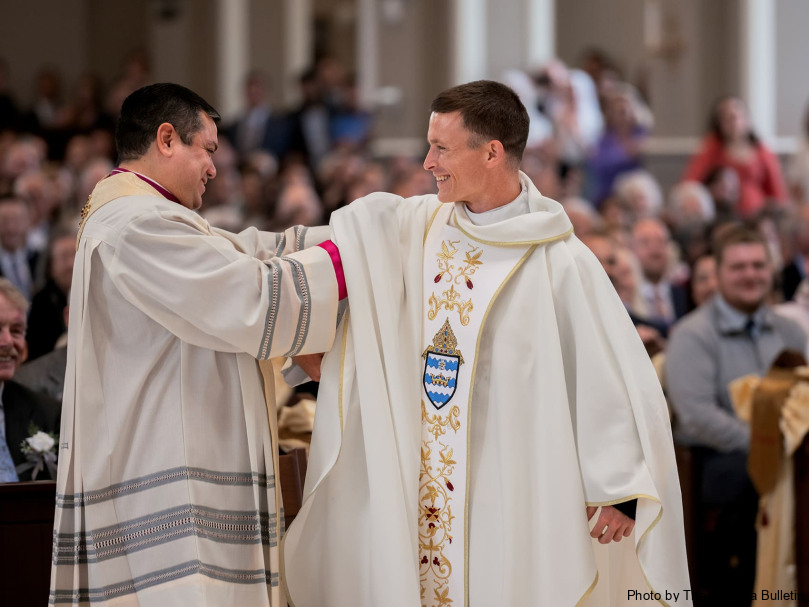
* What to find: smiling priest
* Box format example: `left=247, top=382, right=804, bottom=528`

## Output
left=282, top=80, right=691, bottom=606
left=49, top=83, right=344, bottom=606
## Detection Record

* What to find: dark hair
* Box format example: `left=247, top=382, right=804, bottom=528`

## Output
left=708, top=95, right=759, bottom=146
left=115, top=83, right=220, bottom=162
left=430, top=80, right=529, bottom=167
left=712, top=223, right=768, bottom=266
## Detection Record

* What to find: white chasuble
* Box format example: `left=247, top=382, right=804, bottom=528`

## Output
left=419, top=220, right=529, bottom=606
left=283, top=173, right=692, bottom=607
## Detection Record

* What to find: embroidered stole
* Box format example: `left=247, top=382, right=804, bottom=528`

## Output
left=77, top=171, right=193, bottom=247
left=419, top=214, right=529, bottom=606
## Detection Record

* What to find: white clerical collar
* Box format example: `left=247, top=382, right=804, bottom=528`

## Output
left=464, top=185, right=529, bottom=226
left=451, top=172, right=573, bottom=245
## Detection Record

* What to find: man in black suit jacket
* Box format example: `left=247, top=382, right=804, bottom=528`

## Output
left=0, top=278, right=60, bottom=482
left=224, top=70, right=292, bottom=162
left=781, top=208, right=809, bottom=301
left=633, top=217, right=690, bottom=328
left=3, top=379, right=60, bottom=480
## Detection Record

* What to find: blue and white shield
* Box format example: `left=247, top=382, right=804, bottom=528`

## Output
left=423, top=352, right=459, bottom=410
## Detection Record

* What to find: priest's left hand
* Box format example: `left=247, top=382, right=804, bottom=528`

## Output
left=586, top=505, right=635, bottom=544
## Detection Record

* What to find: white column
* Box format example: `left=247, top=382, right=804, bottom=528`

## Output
left=452, top=0, right=487, bottom=84
left=740, top=0, right=776, bottom=141
left=357, top=0, right=378, bottom=108
left=526, top=0, right=555, bottom=69
left=216, top=0, right=249, bottom=122
left=284, top=0, right=312, bottom=106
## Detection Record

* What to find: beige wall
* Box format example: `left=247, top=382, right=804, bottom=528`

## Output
left=0, top=0, right=90, bottom=106
left=2, top=0, right=808, bottom=146
left=249, top=0, right=290, bottom=110
left=86, top=1, right=148, bottom=87
left=373, top=0, right=450, bottom=142
left=486, top=0, right=529, bottom=78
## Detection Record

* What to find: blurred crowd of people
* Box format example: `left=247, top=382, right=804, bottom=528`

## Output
left=2, top=47, right=809, bottom=395
left=2, top=46, right=809, bottom=385
left=4, top=47, right=809, bottom=601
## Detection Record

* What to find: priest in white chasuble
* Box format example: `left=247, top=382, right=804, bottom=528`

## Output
left=283, top=80, right=691, bottom=606
left=50, top=83, right=345, bottom=607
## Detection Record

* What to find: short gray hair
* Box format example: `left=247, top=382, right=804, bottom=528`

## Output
left=0, top=278, right=30, bottom=318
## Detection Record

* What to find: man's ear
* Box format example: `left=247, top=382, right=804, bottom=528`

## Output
left=485, top=140, right=507, bottom=167
left=155, top=122, right=177, bottom=157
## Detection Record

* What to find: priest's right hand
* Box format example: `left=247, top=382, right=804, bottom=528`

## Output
left=292, top=353, right=324, bottom=382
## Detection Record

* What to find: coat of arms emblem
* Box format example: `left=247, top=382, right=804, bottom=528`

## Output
left=423, top=318, right=464, bottom=409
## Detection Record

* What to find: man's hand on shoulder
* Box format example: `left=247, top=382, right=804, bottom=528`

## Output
left=586, top=505, right=635, bottom=544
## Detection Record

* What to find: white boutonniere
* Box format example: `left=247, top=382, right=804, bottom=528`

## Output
left=16, top=423, right=58, bottom=480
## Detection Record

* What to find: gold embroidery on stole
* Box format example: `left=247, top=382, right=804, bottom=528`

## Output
left=420, top=222, right=529, bottom=607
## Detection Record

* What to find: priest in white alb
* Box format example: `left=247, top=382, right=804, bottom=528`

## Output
left=282, top=80, right=691, bottom=606
left=49, top=83, right=345, bottom=606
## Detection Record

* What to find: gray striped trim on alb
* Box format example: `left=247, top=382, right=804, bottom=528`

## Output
left=55, top=466, right=274, bottom=509
left=258, top=259, right=282, bottom=360
left=49, top=560, right=279, bottom=604
left=295, top=225, right=308, bottom=250
left=282, top=256, right=312, bottom=357
left=274, top=231, right=286, bottom=256
left=53, top=504, right=277, bottom=565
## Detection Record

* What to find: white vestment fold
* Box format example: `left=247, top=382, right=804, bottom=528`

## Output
left=283, top=173, right=691, bottom=606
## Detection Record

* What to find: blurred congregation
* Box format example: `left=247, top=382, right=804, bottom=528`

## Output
left=3, top=0, right=809, bottom=605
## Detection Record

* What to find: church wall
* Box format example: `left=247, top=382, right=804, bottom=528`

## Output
left=0, top=0, right=90, bottom=107
left=776, top=0, right=809, bottom=138
left=2, top=0, right=809, bottom=155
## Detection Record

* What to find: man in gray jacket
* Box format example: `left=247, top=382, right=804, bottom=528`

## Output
left=666, top=224, right=806, bottom=604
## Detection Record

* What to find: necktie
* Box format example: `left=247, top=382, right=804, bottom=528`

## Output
left=745, top=318, right=757, bottom=340
left=652, top=285, right=668, bottom=321
left=0, top=404, right=20, bottom=483
left=7, top=252, right=31, bottom=300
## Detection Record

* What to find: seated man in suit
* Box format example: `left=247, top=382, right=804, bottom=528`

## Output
left=666, top=225, right=807, bottom=603
left=225, top=69, right=292, bottom=162
left=0, top=277, right=60, bottom=482
left=633, top=217, right=689, bottom=327
left=0, top=195, right=41, bottom=300
left=25, top=224, right=75, bottom=360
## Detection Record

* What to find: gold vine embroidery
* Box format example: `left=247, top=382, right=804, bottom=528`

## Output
left=434, top=240, right=460, bottom=284
left=427, top=285, right=473, bottom=326
left=422, top=404, right=461, bottom=441
left=419, top=402, right=461, bottom=607
left=455, top=246, right=483, bottom=286
left=428, top=240, right=484, bottom=327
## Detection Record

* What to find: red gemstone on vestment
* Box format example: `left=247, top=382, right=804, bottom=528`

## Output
left=466, top=279, right=473, bottom=289
left=446, top=480, right=454, bottom=491
left=434, top=274, right=442, bottom=283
